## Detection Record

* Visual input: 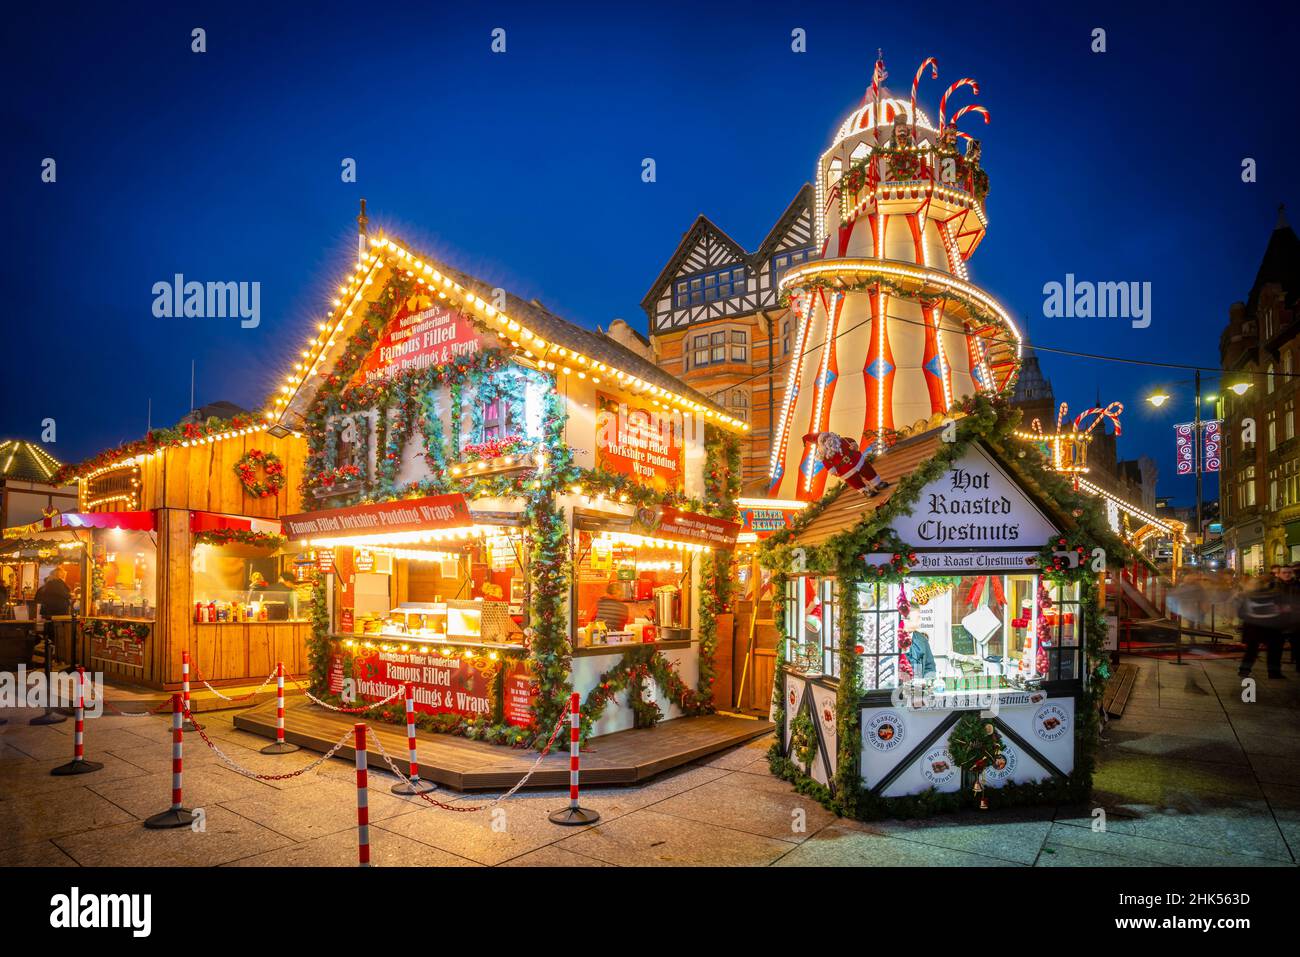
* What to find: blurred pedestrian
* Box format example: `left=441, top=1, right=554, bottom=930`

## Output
left=1238, top=570, right=1287, bottom=679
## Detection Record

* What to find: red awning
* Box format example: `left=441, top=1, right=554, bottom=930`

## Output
left=60, top=511, right=156, bottom=531
left=189, top=511, right=283, bottom=535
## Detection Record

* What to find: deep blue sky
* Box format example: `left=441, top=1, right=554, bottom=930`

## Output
left=3, top=1, right=1296, bottom=506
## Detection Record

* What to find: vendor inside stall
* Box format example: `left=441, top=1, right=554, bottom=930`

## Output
left=574, top=528, right=695, bottom=647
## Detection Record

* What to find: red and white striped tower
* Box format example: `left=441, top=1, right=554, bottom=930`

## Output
left=767, top=53, right=1023, bottom=500
left=354, top=723, right=371, bottom=866
left=144, top=694, right=195, bottom=828
left=181, top=649, right=203, bottom=732
left=549, top=691, right=600, bottom=825
left=51, top=665, right=103, bottom=776
left=260, top=661, right=299, bottom=754
left=391, top=683, right=436, bottom=795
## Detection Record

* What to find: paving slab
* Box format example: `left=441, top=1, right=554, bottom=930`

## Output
left=87, top=763, right=274, bottom=819
left=0, top=839, right=80, bottom=866
left=1043, top=821, right=1292, bottom=867
left=557, top=809, right=796, bottom=867
left=499, top=844, right=616, bottom=867
left=218, top=775, right=417, bottom=843
left=55, top=806, right=295, bottom=866
left=224, top=825, right=480, bottom=867
left=0, top=751, right=151, bottom=799
left=648, top=773, right=838, bottom=843
left=772, top=823, right=1021, bottom=867
left=0, top=786, right=134, bottom=849
left=856, top=808, right=1055, bottom=865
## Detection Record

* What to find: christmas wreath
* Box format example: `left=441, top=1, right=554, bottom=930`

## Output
left=235, top=449, right=286, bottom=499
left=1038, top=530, right=1093, bottom=581
left=946, top=712, right=1004, bottom=773
left=86, top=620, right=149, bottom=643
left=790, top=710, right=818, bottom=768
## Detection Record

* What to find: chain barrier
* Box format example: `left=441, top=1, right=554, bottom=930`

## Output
left=181, top=705, right=354, bottom=781
left=286, top=675, right=407, bottom=714
left=93, top=697, right=174, bottom=718
left=192, top=664, right=279, bottom=703
left=369, top=699, right=573, bottom=813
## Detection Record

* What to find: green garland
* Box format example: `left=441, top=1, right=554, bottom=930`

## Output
left=86, top=619, right=150, bottom=642
left=193, top=529, right=287, bottom=550
left=578, top=646, right=709, bottom=740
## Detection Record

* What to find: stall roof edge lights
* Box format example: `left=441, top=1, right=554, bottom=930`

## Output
left=269, top=231, right=749, bottom=435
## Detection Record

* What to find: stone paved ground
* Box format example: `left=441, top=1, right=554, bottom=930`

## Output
left=1, top=655, right=1297, bottom=867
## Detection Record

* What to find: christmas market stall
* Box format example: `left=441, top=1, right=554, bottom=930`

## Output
left=267, top=227, right=750, bottom=747
left=762, top=399, right=1126, bottom=818
left=49, top=413, right=310, bottom=688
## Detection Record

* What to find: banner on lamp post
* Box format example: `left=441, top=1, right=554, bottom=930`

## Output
left=1202, top=419, right=1222, bottom=473
left=1174, top=423, right=1196, bottom=475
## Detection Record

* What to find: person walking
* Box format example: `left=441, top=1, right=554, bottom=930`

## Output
left=1238, top=569, right=1287, bottom=680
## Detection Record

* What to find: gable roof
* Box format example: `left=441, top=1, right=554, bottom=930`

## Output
left=640, top=186, right=816, bottom=317
left=1247, top=209, right=1300, bottom=316
left=778, top=425, right=1079, bottom=552
left=274, top=232, right=746, bottom=433
left=0, top=440, right=63, bottom=484
left=639, top=215, right=751, bottom=314
left=752, top=184, right=815, bottom=264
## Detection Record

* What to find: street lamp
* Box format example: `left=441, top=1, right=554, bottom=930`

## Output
left=1147, top=372, right=1220, bottom=566
left=1229, top=381, right=1252, bottom=397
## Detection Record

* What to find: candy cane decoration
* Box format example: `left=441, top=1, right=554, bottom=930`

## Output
left=143, top=695, right=194, bottom=828
left=949, top=104, right=990, bottom=131
left=52, top=665, right=103, bottom=776
left=1073, top=402, right=1125, bottom=436
left=354, top=723, right=370, bottom=866
left=548, top=693, right=601, bottom=826
left=939, top=78, right=980, bottom=131
left=910, top=56, right=938, bottom=134
left=260, top=661, right=300, bottom=754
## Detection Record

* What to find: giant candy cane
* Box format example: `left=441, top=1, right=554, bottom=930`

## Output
left=939, top=78, right=980, bottom=132
left=910, top=57, right=938, bottom=134
left=949, top=104, right=990, bottom=131
left=1072, top=402, right=1124, bottom=437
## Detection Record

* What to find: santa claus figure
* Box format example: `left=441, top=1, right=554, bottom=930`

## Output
left=803, top=432, right=888, bottom=494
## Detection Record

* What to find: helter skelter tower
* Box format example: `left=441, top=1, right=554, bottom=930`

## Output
left=768, top=54, right=1023, bottom=501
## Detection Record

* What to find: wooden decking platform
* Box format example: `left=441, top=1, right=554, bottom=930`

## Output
left=234, top=697, right=774, bottom=791
left=1102, top=663, right=1139, bottom=717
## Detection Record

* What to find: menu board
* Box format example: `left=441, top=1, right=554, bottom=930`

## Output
left=595, top=391, right=683, bottom=493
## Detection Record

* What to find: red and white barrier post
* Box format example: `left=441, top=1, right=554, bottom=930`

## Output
left=391, top=683, right=436, bottom=795
left=549, top=692, right=600, bottom=825
left=354, top=723, right=371, bottom=866
left=181, top=649, right=203, bottom=732
left=145, top=694, right=195, bottom=828
left=52, top=666, right=103, bottom=776
left=260, top=661, right=299, bottom=754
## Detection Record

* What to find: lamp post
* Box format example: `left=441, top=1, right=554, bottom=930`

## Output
left=1147, top=374, right=1248, bottom=568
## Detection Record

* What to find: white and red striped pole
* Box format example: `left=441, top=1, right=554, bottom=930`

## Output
left=391, top=682, right=435, bottom=795
left=144, top=694, right=194, bottom=828
left=181, top=649, right=203, bottom=732
left=52, top=665, right=103, bottom=776
left=260, top=660, right=299, bottom=754
left=549, top=692, right=600, bottom=825
left=354, top=723, right=371, bottom=866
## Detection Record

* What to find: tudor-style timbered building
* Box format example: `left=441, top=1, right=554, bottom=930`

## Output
left=641, top=186, right=816, bottom=482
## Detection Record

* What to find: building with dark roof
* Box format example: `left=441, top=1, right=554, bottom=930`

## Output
left=1219, top=205, right=1300, bottom=571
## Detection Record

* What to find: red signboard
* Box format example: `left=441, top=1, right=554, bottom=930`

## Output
left=636, top=506, right=741, bottom=548
left=595, top=391, right=684, bottom=493
left=348, top=294, right=484, bottom=388
left=503, top=661, right=538, bottom=727
left=330, top=646, right=532, bottom=726
left=283, top=494, right=472, bottom=540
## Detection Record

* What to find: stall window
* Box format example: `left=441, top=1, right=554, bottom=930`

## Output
left=191, top=540, right=313, bottom=622
left=785, top=576, right=833, bottom=674
left=853, top=574, right=1072, bottom=692
left=574, top=529, right=692, bottom=644
left=91, top=529, right=157, bottom=621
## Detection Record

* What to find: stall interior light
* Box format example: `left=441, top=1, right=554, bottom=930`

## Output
left=597, top=531, right=710, bottom=553
left=300, top=525, right=507, bottom=549
left=360, top=547, right=466, bottom=563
